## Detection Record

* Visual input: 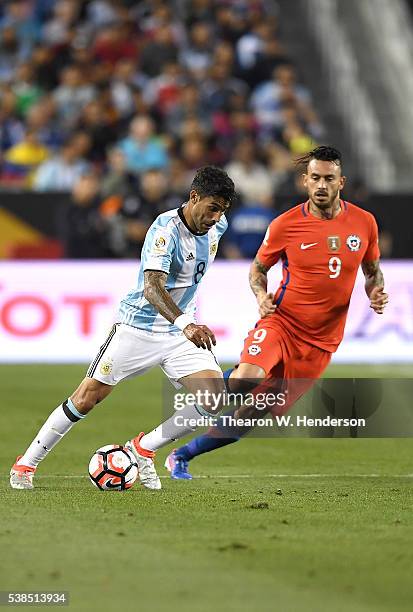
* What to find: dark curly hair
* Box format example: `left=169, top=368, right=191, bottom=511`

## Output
left=191, top=166, right=236, bottom=207
left=295, top=145, right=343, bottom=170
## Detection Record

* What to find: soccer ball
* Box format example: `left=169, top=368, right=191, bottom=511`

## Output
left=88, top=445, right=138, bottom=491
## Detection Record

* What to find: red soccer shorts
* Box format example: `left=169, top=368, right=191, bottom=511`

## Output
left=238, top=315, right=332, bottom=415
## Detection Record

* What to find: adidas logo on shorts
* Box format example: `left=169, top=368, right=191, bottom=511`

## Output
left=186, top=252, right=195, bottom=261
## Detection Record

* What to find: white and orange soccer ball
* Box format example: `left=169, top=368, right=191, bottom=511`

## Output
left=88, top=445, right=138, bottom=490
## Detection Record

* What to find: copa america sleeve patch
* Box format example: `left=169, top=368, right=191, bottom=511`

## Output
left=151, top=232, right=168, bottom=254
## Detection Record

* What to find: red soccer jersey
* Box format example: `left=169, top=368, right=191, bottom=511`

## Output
left=256, top=200, right=380, bottom=352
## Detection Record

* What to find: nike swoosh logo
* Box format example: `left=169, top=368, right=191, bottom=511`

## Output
left=300, top=242, right=318, bottom=250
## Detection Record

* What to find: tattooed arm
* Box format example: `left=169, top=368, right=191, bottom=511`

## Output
left=362, top=259, right=384, bottom=295
left=249, top=257, right=277, bottom=318
left=144, top=270, right=181, bottom=323
left=143, top=270, right=216, bottom=349
left=361, top=260, right=388, bottom=315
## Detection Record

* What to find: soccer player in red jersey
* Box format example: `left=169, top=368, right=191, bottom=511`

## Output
left=166, top=145, right=389, bottom=479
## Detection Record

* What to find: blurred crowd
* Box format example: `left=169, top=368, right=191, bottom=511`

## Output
left=0, top=0, right=325, bottom=259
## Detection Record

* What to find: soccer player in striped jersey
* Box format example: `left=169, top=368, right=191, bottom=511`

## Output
left=165, top=146, right=389, bottom=479
left=10, top=166, right=235, bottom=490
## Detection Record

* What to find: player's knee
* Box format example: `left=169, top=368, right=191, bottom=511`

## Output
left=204, top=374, right=226, bottom=395
left=234, top=363, right=266, bottom=380
left=229, top=363, right=266, bottom=394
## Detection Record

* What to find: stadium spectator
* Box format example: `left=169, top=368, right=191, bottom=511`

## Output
left=201, top=60, right=248, bottom=113
left=250, top=63, right=313, bottom=139
left=212, top=40, right=237, bottom=76
left=213, top=106, right=256, bottom=163
left=118, top=114, right=169, bottom=175
left=53, top=64, right=96, bottom=129
left=165, top=82, right=211, bottom=139
left=236, top=20, right=288, bottom=87
left=139, top=2, right=186, bottom=43
left=265, top=140, right=296, bottom=191
left=237, top=21, right=271, bottom=72
left=179, top=117, right=210, bottom=143
left=282, top=117, right=315, bottom=155
left=276, top=169, right=308, bottom=201
left=183, top=0, right=215, bottom=27
left=129, top=83, right=152, bottom=114
left=137, top=168, right=181, bottom=215
left=110, top=59, right=143, bottom=120
left=86, top=1, right=119, bottom=28
left=168, top=156, right=191, bottom=201
left=12, top=62, right=43, bottom=118
left=100, top=146, right=138, bottom=201
left=225, top=138, right=274, bottom=205
left=180, top=21, right=214, bottom=80
left=76, top=100, right=117, bottom=162
left=140, top=24, right=178, bottom=77
left=33, top=0, right=56, bottom=23
left=214, top=4, right=247, bottom=45
left=280, top=97, right=323, bottom=144
left=25, top=99, right=65, bottom=150
left=41, top=0, right=80, bottom=48
left=180, top=135, right=210, bottom=177
left=223, top=197, right=276, bottom=259
left=98, top=146, right=148, bottom=257
left=0, top=86, right=24, bottom=152
left=144, top=62, right=185, bottom=119
left=2, top=128, right=49, bottom=186
left=0, top=0, right=40, bottom=61
left=31, top=44, right=59, bottom=91
left=100, top=166, right=173, bottom=259
left=113, top=169, right=169, bottom=255
left=33, top=134, right=90, bottom=192
left=0, top=26, right=21, bottom=82
left=58, top=172, right=109, bottom=258
left=92, top=22, right=138, bottom=68
left=95, top=81, right=121, bottom=125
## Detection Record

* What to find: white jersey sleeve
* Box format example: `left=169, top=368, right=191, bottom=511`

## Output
left=141, top=221, right=177, bottom=274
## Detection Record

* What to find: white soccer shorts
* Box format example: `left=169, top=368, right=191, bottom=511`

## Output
left=86, top=323, right=221, bottom=387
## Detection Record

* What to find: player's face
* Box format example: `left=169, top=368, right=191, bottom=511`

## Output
left=190, top=191, right=229, bottom=232
left=303, top=159, right=346, bottom=209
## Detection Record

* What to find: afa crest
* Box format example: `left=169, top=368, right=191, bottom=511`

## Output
left=210, top=242, right=217, bottom=256
left=346, top=235, right=361, bottom=252
left=100, top=361, right=113, bottom=376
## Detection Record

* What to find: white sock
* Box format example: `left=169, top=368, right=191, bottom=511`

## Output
left=140, top=404, right=213, bottom=452
left=18, top=399, right=86, bottom=469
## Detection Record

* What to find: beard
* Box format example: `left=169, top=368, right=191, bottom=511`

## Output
left=311, top=190, right=339, bottom=208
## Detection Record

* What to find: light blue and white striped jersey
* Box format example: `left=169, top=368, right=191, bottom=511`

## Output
left=119, top=206, right=228, bottom=332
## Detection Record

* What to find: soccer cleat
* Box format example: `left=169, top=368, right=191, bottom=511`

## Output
left=10, top=456, right=36, bottom=490
left=164, top=450, right=193, bottom=480
left=125, top=433, right=161, bottom=490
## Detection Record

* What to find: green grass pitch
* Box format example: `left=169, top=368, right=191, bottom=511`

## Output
left=1, top=364, right=413, bottom=612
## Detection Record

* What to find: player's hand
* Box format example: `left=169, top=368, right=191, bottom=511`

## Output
left=257, top=292, right=277, bottom=318
left=184, top=323, right=216, bottom=350
left=369, top=286, right=389, bottom=314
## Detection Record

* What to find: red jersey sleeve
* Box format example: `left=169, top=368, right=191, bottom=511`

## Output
left=256, top=216, right=287, bottom=268
left=363, top=214, right=380, bottom=262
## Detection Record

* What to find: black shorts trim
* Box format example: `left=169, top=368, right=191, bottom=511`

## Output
left=87, top=324, right=118, bottom=378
